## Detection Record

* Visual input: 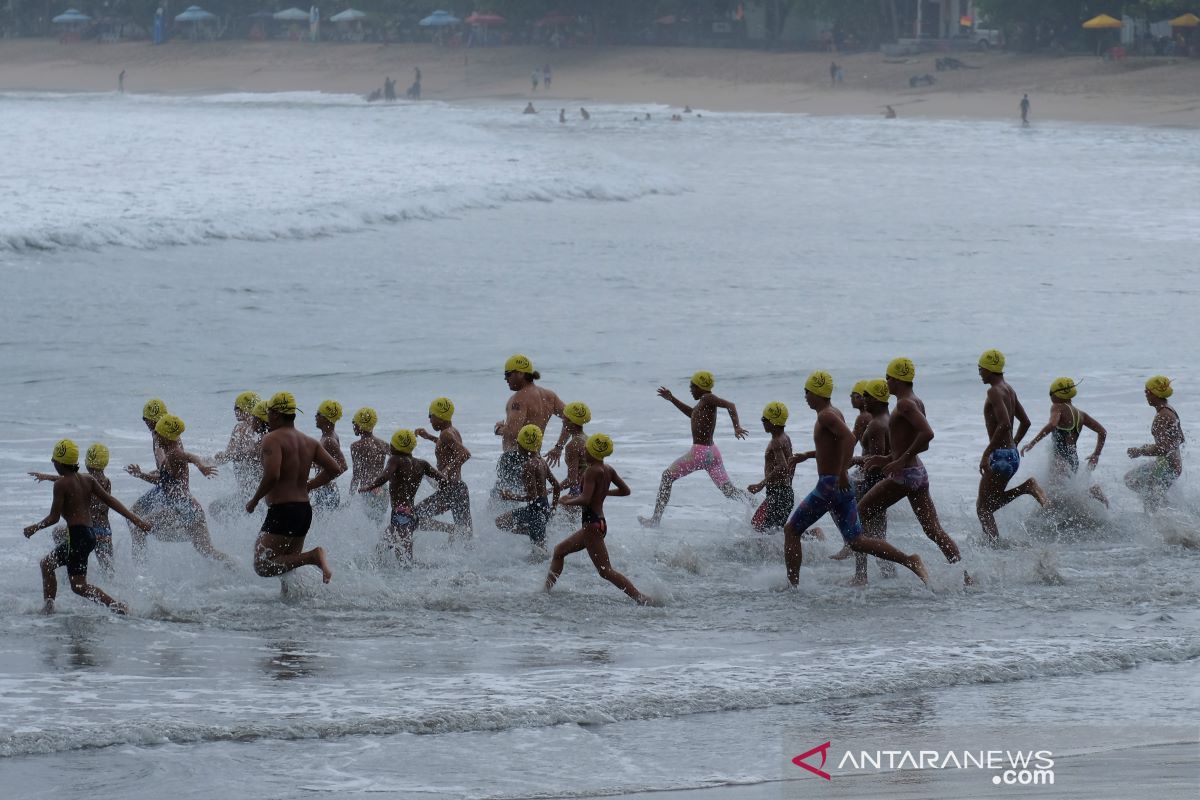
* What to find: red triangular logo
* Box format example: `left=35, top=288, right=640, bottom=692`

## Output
left=792, top=741, right=832, bottom=780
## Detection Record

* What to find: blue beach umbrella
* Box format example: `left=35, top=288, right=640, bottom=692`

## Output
left=51, top=9, right=92, bottom=24
left=274, top=7, right=311, bottom=22
left=419, top=10, right=461, bottom=27
left=175, top=5, right=216, bottom=23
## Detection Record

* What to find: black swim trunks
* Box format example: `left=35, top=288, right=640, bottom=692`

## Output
left=512, top=496, right=551, bottom=544
left=752, top=484, right=794, bottom=532
left=582, top=506, right=607, bottom=536
left=261, top=502, right=314, bottom=538
left=49, top=524, right=96, bottom=577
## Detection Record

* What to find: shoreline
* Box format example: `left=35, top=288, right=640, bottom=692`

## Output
left=1, top=40, right=1198, bottom=127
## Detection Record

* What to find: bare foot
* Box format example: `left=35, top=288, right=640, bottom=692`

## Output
left=312, top=547, right=333, bottom=583
left=829, top=544, right=853, bottom=560
left=802, top=526, right=825, bottom=540
left=909, top=554, right=930, bottom=585
left=638, top=515, right=660, bottom=529
left=42, top=599, right=55, bottom=615
left=112, top=602, right=129, bottom=616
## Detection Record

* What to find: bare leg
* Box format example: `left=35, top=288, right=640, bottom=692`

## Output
left=189, top=522, right=237, bottom=568
left=848, top=536, right=928, bottom=584
left=783, top=522, right=804, bottom=586
left=910, top=486, right=962, bottom=563
left=254, top=533, right=333, bottom=582
left=585, top=530, right=650, bottom=604
left=977, top=470, right=1040, bottom=544
left=68, top=574, right=126, bottom=614
left=718, top=481, right=751, bottom=505
left=545, top=528, right=589, bottom=591
left=639, top=471, right=676, bottom=527
left=40, top=555, right=59, bottom=612
left=850, top=480, right=907, bottom=585
left=1089, top=484, right=1110, bottom=508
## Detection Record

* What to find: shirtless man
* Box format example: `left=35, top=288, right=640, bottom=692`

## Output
left=1021, top=377, right=1108, bottom=507
left=25, top=439, right=150, bottom=614
left=126, top=414, right=235, bottom=567
left=639, top=371, right=750, bottom=527
left=555, top=401, right=591, bottom=522
left=840, top=379, right=896, bottom=585
left=546, top=433, right=650, bottom=604
left=494, top=354, right=566, bottom=500
left=1125, top=376, right=1184, bottom=513
left=495, top=425, right=562, bottom=555
left=246, top=392, right=342, bottom=583
left=414, top=397, right=473, bottom=543
left=748, top=402, right=795, bottom=534
left=211, top=391, right=262, bottom=519
left=311, top=400, right=348, bottom=513
left=360, top=429, right=442, bottom=565
left=976, top=349, right=1048, bottom=543
left=349, top=407, right=390, bottom=523
left=29, top=443, right=119, bottom=578
left=784, top=372, right=928, bottom=587
left=856, top=359, right=966, bottom=574
left=850, top=381, right=871, bottom=443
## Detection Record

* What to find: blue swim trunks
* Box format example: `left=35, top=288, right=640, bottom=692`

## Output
left=787, top=476, right=862, bottom=543
left=988, top=448, right=1021, bottom=480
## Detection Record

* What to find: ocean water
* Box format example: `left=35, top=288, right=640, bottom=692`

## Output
left=1, top=91, right=1198, bottom=799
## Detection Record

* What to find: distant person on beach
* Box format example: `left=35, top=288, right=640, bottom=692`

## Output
left=493, top=354, right=566, bottom=500
left=414, top=397, right=473, bottom=543
left=349, top=407, right=390, bottom=522
left=29, top=443, right=121, bottom=578
left=118, top=70, right=125, bottom=93
left=638, top=371, right=750, bottom=528
left=1021, top=378, right=1109, bottom=507
left=580, top=107, right=590, bottom=120
left=1020, top=94, right=1030, bottom=125
left=414, top=66, right=421, bottom=84
left=784, top=372, right=929, bottom=587
left=854, top=358, right=968, bottom=576
left=1125, top=376, right=1184, bottom=513
left=360, top=429, right=442, bottom=565
left=523, top=102, right=537, bottom=114
left=885, top=105, right=897, bottom=118
left=546, top=433, right=651, bottom=604
left=210, top=391, right=263, bottom=519
left=312, top=400, right=348, bottom=513
left=247, top=392, right=342, bottom=584
left=407, top=79, right=421, bottom=100
left=543, top=64, right=552, bottom=89
left=384, top=77, right=396, bottom=101
left=830, top=61, right=838, bottom=86
left=839, top=379, right=895, bottom=585
left=976, top=349, right=1048, bottom=543
left=531, top=69, right=540, bottom=92
left=126, top=414, right=235, bottom=568
left=559, top=109, right=566, bottom=123
left=495, top=425, right=561, bottom=557
left=25, top=440, right=149, bottom=615
left=747, top=402, right=795, bottom=534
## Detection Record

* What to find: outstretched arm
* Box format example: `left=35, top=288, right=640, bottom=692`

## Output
left=1021, top=408, right=1061, bottom=456
left=657, top=386, right=694, bottom=417
left=24, top=482, right=65, bottom=538
left=185, top=449, right=218, bottom=478
left=94, top=478, right=151, bottom=531
left=710, top=395, right=749, bottom=439
left=360, top=455, right=398, bottom=493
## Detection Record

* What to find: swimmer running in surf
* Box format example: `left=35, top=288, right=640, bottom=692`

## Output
left=748, top=402, right=796, bottom=534
left=247, top=392, right=342, bottom=584
left=1125, top=376, right=1184, bottom=513
left=29, top=442, right=120, bottom=578
left=495, top=425, right=562, bottom=557
left=839, top=378, right=896, bottom=585
left=494, top=354, right=567, bottom=502
left=349, top=407, right=391, bottom=523
left=414, top=397, right=473, bottom=544
left=554, top=401, right=592, bottom=524
left=311, top=400, right=348, bottom=513
left=639, top=371, right=750, bottom=527
left=1021, top=377, right=1109, bottom=507
left=361, top=429, right=442, bottom=565
left=25, top=439, right=150, bottom=614
left=210, top=391, right=262, bottom=519
left=546, top=433, right=651, bottom=604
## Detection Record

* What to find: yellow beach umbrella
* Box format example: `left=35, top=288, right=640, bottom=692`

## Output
left=1082, top=14, right=1123, bottom=29
left=1168, top=13, right=1199, bottom=28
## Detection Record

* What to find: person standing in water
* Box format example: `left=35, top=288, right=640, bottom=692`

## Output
left=246, top=392, right=342, bottom=583
left=784, top=372, right=929, bottom=587
left=1125, top=376, right=1184, bottom=513
left=639, top=371, right=750, bottom=527
left=211, top=391, right=262, bottom=519
left=29, top=443, right=120, bottom=577
left=976, top=349, right=1048, bottom=544
left=1021, top=377, right=1108, bottom=507
left=118, top=69, right=125, bottom=93
left=349, top=407, right=390, bottom=522
left=361, top=429, right=442, bottom=565
left=495, top=425, right=561, bottom=556
left=1020, top=94, right=1031, bottom=125
left=414, top=397, right=474, bottom=543
left=748, top=402, right=795, bottom=534
left=494, top=354, right=567, bottom=499
left=311, top=400, right=348, bottom=513
left=546, top=433, right=650, bottom=605
left=25, top=440, right=150, bottom=614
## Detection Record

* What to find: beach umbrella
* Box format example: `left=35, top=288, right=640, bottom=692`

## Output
left=1081, top=14, right=1122, bottom=29
left=419, top=10, right=460, bottom=27
left=274, top=7, right=311, bottom=22
left=1168, top=13, right=1199, bottom=27
left=175, top=5, right=216, bottom=23
left=464, top=12, right=505, bottom=26
left=330, top=9, right=366, bottom=23
left=51, top=9, right=92, bottom=24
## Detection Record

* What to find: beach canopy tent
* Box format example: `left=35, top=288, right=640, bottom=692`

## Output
left=51, top=9, right=91, bottom=24
left=175, top=5, right=216, bottom=23
left=1081, top=14, right=1123, bottom=29
left=419, top=10, right=460, bottom=27
left=274, top=7, right=311, bottom=22
left=330, top=9, right=367, bottom=23
left=464, top=12, right=505, bottom=26
left=1169, top=13, right=1199, bottom=27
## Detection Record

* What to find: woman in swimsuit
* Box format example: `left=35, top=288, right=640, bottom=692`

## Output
left=1022, top=377, right=1108, bottom=507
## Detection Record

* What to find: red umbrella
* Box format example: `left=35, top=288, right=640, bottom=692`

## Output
left=535, top=12, right=573, bottom=27
left=465, top=12, right=505, bottom=26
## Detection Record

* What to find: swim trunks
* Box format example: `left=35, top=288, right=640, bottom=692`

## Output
left=890, top=464, right=930, bottom=493
left=666, top=444, right=732, bottom=486
left=787, top=476, right=862, bottom=543
left=91, top=524, right=113, bottom=562
left=261, top=502, right=314, bottom=538
left=752, top=484, right=794, bottom=533
left=391, top=504, right=417, bottom=531
left=363, top=487, right=389, bottom=521
left=854, top=470, right=887, bottom=501
left=988, top=448, right=1021, bottom=480
left=414, top=480, right=473, bottom=529
left=311, top=483, right=341, bottom=513
left=49, top=524, right=96, bottom=578
left=582, top=506, right=607, bottom=536
left=512, top=496, right=552, bottom=544
left=491, top=450, right=525, bottom=499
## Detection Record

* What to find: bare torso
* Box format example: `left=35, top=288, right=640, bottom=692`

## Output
left=563, top=431, right=587, bottom=488
left=889, top=395, right=929, bottom=468
left=1153, top=405, right=1185, bottom=474
left=813, top=406, right=851, bottom=477
left=320, top=430, right=348, bottom=473
left=861, top=412, right=891, bottom=472
left=387, top=455, right=431, bottom=510
left=58, top=473, right=100, bottom=526
left=263, top=427, right=322, bottom=505
left=434, top=427, right=469, bottom=483
left=350, top=436, right=389, bottom=491
left=502, top=385, right=563, bottom=450
left=983, top=381, right=1018, bottom=449
left=88, top=472, right=112, bottom=527
left=580, top=462, right=615, bottom=517
left=764, top=432, right=795, bottom=485
left=690, top=395, right=720, bottom=445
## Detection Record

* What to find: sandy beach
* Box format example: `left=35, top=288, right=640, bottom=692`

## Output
left=2, top=39, right=1199, bottom=125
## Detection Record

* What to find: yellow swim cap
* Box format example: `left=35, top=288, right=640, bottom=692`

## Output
left=268, top=391, right=300, bottom=416
left=251, top=400, right=269, bottom=423
left=805, top=370, right=834, bottom=399
left=155, top=414, right=185, bottom=441
left=505, top=354, right=534, bottom=374
left=317, top=399, right=343, bottom=423
left=516, top=424, right=543, bottom=453
left=865, top=379, right=890, bottom=404
left=762, top=401, right=789, bottom=426
left=52, top=439, right=79, bottom=466
left=235, top=391, right=260, bottom=414
left=85, top=443, right=110, bottom=470
left=586, top=432, right=613, bottom=461
left=564, top=401, right=591, bottom=426
left=1146, top=375, right=1174, bottom=399
left=886, top=357, right=916, bottom=383
left=979, top=349, right=1006, bottom=374
left=391, top=429, right=417, bottom=454
left=142, top=398, right=168, bottom=422
left=428, top=397, right=455, bottom=422
left=1050, top=377, right=1078, bottom=400
left=353, top=407, right=378, bottom=432
left=851, top=380, right=869, bottom=397
left=691, top=371, right=715, bottom=391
